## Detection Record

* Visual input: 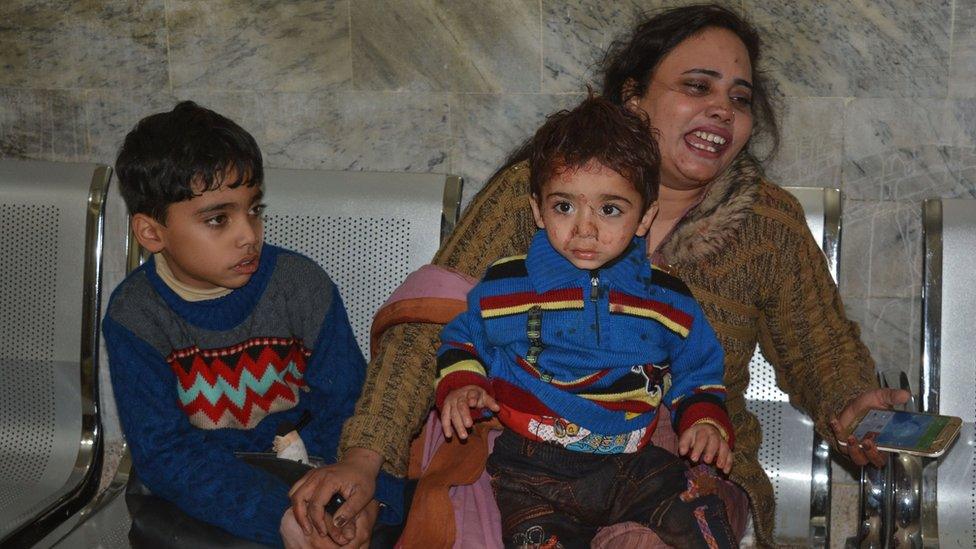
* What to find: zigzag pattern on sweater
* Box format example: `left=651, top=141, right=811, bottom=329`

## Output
left=168, top=337, right=311, bottom=430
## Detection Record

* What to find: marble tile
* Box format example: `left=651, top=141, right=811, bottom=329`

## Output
left=261, top=91, right=451, bottom=173
left=0, top=88, right=88, bottom=162
left=744, top=0, right=951, bottom=98
left=950, top=0, right=976, bottom=98
left=843, top=99, right=976, bottom=201
left=352, top=0, right=541, bottom=93
left=764, top=97, right=846, bottom=189
left=0, top=0, right=168, bottom=91
left=829, top=480, right=861, bottom=549
left=83, top=90, right=178, bottom=165
left=166, top=0, right=350, bottom=93
left=450, top=93, right=583, bottom=208
left=844, top=296, right=921, bottom=391
left=839, top=200, right=922, bottom=299
left=542, top=0, right=741, bottom=94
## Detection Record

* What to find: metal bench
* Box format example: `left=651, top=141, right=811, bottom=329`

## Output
left=0, top=159, right=111, bottom=547
left=44, top=167, right=462, bottom=548
left=743, top=186, right=840, bottom=547
left=916, top=198, right=976, bottom=547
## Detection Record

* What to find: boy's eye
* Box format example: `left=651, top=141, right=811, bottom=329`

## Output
left=600, top=204, right=622, bottom=217
left=204, top=214, right=228, bottom=227
left=249, top=203, right=267, bottom=216
left=553, top=202, right=574, bottom=214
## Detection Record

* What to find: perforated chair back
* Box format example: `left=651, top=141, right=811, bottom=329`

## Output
left=0, top=159, right=110, bottom=545
left=262, top=168, right=462, bottom=356
left=920, top=198, right=976, bottom=547
left=744, top=187, right=839, bottom=547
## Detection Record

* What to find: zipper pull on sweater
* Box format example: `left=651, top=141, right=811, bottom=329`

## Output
left=590, top=270, right=599, bottom=302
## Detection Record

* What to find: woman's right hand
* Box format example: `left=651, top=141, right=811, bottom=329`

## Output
left=288, top=448, right=383, bottom=542
left=830, top=387, right=911, bottom=467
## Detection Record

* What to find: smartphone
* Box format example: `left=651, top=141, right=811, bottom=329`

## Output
left=838, top=408, right=962, bottom=457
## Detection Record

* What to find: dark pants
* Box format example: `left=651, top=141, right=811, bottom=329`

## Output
left=486, top=431, right=737, bottom=549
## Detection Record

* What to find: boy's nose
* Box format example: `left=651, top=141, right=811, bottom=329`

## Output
left=574, top=215, right=597, bottom=238
left=237, top=218, right=261, bottom=247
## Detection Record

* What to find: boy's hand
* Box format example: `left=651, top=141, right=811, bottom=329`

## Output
left=678, top=422, right=732, bottom=474
left=439, top=385, right=500, bottom=440
left=280, top=507, right=340, bottom=549
left=289, top=448, right=382, bottom=541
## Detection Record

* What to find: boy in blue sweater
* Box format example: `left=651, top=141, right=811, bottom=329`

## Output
left=435, top=96, right=736, bottom=548
left=103, top=101, right=402, bottom=547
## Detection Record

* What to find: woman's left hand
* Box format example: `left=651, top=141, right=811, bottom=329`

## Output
left=831, top=388, right=911, bottom=467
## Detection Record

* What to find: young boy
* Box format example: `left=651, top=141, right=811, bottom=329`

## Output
left=435, top=96, right=737, bottom=548
left=103, top=101, right=402, bottom=546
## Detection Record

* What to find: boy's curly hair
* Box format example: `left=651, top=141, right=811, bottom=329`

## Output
left=529, top=94, right=659, bottom=209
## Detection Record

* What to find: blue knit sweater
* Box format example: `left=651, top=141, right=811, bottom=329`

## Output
left=436, top=231, right=732, bottom=448
left=103, top=245, right=403, bottom=546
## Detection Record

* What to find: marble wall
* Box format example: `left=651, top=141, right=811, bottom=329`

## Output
left=2, top=0, right=974, bottom=544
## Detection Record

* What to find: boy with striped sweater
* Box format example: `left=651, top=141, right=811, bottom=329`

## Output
left=435, top=96, right=737, bottom=548
left=104, top=102, right=402, bottom=547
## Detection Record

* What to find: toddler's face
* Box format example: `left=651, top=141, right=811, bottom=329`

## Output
left=530, top=161, right=651, bottom=271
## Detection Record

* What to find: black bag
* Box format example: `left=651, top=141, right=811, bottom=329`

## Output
left=126, top=453, right=314, bottom=548
left=125, top=453, right=411, bottom=548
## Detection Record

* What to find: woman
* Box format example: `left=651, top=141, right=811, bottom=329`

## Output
left=290, top=5, right=908, bottom=548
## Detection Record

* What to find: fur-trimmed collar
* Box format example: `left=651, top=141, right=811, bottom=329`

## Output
left=659, top=153, right=764, bottom=265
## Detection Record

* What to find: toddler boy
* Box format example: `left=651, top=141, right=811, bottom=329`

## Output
left=435, top=96, right=736, bottom=548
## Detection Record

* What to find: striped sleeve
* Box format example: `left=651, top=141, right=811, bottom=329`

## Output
left=664, top=290, right=735, bottom=448
left=435, top=285, right=493, bottom=411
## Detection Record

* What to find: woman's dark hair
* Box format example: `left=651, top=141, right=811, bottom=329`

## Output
left=489, top=4, right=777, bottom=184
left=602, top=3, right=778, bottom=157
left=115, top=101, right=264, bottom=223
left=529, top=94, right=659, bottom=210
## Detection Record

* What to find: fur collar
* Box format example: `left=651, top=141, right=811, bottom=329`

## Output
left=660, top=153, right=764, bottom=265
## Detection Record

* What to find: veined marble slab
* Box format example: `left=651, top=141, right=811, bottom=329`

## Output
left=839, top=199, right=922, bottom=300
left=0, top=0, right=167, bottom=91
left=166, top=0, right=350, bottom=93
left=260, top=91, right=451, bottom=173
left=745, top=0, right=951, bottom=98
left=352, top=0, right=540, bottom=93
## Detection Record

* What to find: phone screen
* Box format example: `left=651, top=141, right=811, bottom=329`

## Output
left=853, top=409, right=950, bottom=450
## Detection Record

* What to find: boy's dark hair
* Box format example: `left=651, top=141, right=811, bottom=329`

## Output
left=529, top=94, right=659, bottom=210
left=115, top=101, right=264, bottom=222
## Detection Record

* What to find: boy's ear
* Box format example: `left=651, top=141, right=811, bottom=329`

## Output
left=635, top=205, right=654, bottom=237
left=528, top=194, right=545, bottom=230
left=131, top=213, right=166, bottom=253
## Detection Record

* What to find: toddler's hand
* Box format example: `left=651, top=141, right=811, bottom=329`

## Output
left=678, top=422, right=732, bottom=474
left=439, top=385, right=500, bottom=440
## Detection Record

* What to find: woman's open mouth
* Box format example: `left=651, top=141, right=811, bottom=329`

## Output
left=684, top=128, right=732, bottom=156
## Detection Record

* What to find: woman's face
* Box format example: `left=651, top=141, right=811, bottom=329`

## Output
left=630, top=27, right=754, bottom=191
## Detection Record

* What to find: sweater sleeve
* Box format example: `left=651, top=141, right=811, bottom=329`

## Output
left=756, top=198, right=879, bottom=447
left=667, top=294, right=735, bottom=448
left=103, top=315, right=290, bottom=547
left=298, top=285, right=405, bottom=525
left=338, top=163, right=537, bottom=475
left=434, top=285, right=493, bottom=411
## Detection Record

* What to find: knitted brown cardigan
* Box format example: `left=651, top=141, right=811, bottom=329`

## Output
left=339, top=154, right=878, bottom=547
